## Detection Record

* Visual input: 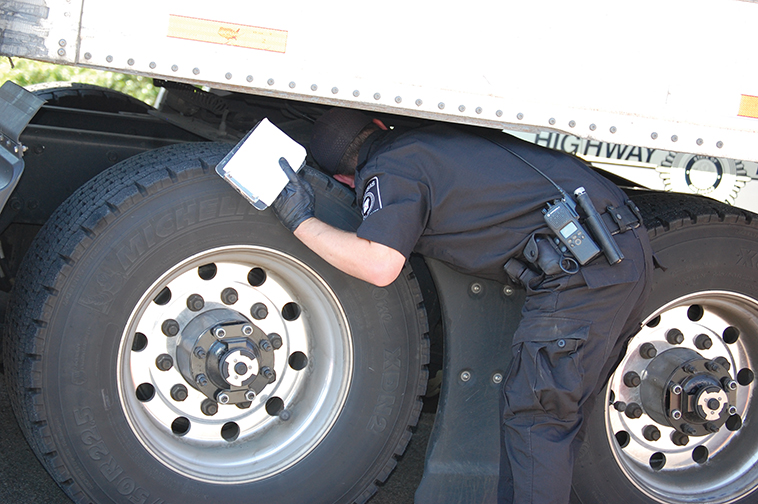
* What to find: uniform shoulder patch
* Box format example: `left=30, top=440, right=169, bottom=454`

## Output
left=362, top=176, right=383, bottom=219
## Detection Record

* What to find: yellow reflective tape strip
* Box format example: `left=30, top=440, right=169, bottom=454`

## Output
left=738, top=94, right=758, bottom=119
left=167, top=15, right=287, bottom=53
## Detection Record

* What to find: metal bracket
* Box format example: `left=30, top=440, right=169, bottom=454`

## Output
left=416, top=259, right=524, bottom=504
left=0, top=81, right=45, bottom=215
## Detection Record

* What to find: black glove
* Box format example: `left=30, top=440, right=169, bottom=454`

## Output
left=271, top=158, right=315, bottom=232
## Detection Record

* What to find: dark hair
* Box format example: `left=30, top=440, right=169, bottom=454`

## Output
left=334, top=123, right=380, bottom=176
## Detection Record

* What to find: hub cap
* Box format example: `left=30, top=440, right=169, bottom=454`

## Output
left=118, top=246, right=353, bottom=483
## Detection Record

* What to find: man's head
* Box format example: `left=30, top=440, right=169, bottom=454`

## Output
left=310, top=108, right=379, bottom=179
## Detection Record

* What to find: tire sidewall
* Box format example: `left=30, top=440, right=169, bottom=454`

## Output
left=41, top=160, right=423, bottom=503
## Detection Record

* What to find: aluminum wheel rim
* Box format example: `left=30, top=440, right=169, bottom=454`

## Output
left=607, top=290, right=758, bottom=503
left=117, top=246, right=353, bottom=483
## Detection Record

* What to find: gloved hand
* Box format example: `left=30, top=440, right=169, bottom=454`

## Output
left=271, top=158, right=315, bottom=232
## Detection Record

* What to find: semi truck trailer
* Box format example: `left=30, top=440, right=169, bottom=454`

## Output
left=1, top=1, right=758, bottom=503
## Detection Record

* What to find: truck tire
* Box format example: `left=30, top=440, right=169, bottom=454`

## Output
left=572, top=193, right=758, bottom=504
left=27, top=82, right=152, bottom=113
left=3, top=142, right=429, bottom=504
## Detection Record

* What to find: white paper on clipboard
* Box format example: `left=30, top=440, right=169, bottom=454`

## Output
left=215, top=118, right=307, bottom=210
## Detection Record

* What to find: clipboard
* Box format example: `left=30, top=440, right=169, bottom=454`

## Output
left=215, top=118, right=307, bottom=210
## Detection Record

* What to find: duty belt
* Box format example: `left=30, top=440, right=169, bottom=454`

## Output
left=601, top=199, right=643, bottom=235
left=504, top=199, right=643, bottom=287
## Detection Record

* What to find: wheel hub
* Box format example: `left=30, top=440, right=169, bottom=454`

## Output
left=639, top=348, right=736, bottom=437
left=175, top=309, right=278, bottom=405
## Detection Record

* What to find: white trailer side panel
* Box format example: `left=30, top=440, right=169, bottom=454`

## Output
left=3, top=0, right=756, bottom=162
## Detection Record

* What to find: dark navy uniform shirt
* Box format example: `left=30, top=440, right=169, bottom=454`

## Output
left=353, top=124, right=627, bottom=284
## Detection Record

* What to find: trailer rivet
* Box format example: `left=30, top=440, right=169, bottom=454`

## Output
left=171, top=64, right=178, bottom=72
left=331, top=86, right=339, bottom=94
left=516, top=112, right=524, bottom=120
left=267, top=78, right=275, bottom=86
left=492, top=373, right=503, bottom=384
left=549, top=117, right=556, bottom=125
left=438, top=102, right=445, bottom=110
left=475, top=107, right=482, bottom=114
left=353, top=90, right=360, bottom=97
left=57, top=48, right=66, bottom=57
left=128, top=58, right=135, bottom=66
left=569, top=120, right=576, bottom=128
left=610, top=126, right=617, bottom=133
left=651, top=132, right=658, bottom=140
left=193, top=68, right=200, bottom=75
left=246, top=75, right=253, bottom=83
left=589, top=123, right=597, bottom=131
left=149, top=62, right=157, bottom=69
left=415, top=99, right=423, bottom=107
left=496, top=110, right=503, bottom=117
left=84, top=52, right=92, bottom=60
left=395, top=96, right=402, bottom=104
left=460, top=371, right=472, bottom=382
left=289, top=81, right=296, bottom=88
left=503, top=286, right=515, bottom=296
left=225, top=72, right=233, bottom=80
left=311, top=84, right=318, bottom=91
left=717, top=141, right=724, bottom=149
left=458, top=105, right=466, bottom=112
left=106, top=55, right=114, bottom=63
left=696, top=138, right=704, bottom=146
left=374, top=93, right=381, bottom=100
left=671, top=135, right=678, bottom=142
left=58, top=39, right=67, bottom=47
left=470, top=282, right=482, bottom=294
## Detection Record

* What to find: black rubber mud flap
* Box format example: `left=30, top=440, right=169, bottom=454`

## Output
left=416, top=259, right=524, bottom=504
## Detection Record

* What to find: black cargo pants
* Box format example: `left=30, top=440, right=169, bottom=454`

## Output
left=498, top=227, right=653, bottom=504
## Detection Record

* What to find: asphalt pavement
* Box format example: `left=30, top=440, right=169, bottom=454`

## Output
left=0, top=375, right=433, bottom=504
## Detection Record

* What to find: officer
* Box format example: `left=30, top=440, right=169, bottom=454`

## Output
left=271, top=108, right=654, bottom=504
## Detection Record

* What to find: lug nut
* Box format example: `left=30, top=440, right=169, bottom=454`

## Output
left=624, top=371, right=641, bottom=388
left=695, top=334, right=713, bottom=350
left=262, top=366, right=275, bottom=382
left=187, top=294, right=205, bottom=312
left=682, top=363, right=697, bottom=374
left=715, top=357, right=731, bottom=371
left=671, top=431, right=689, bottom=446
left=216, top=392, right=230, bottom=404
left=639, top=343, right=657, bottom=359
left=260, top=339, right=273, bottom=352
left=200, top=399, right=218, bottom=416
left=666, top=328, right=684, bottom=345
left=269, top=333, right=283, bottom=350
left=613, top=401, right=627, bottom=412
left=156, top=353, right=174, bottom=371
left=705, top=360, right=721, bottom=372
left=643, top=425, right=661, bottom=441
left=195, top=374, right=208, bottom=387
left=170, top=384, right=188, bottom=401
left=221, top=287, right=238, bottom=305
left=682, top=424, right=697, bottom=436
left=194, top=346, right=207, bottom=359
left=625, top=403, right=643, bottom=419
left=162, top=319, right=180, bottom=336
left=722, top=378, right=738, bottom=391
left=213, top=326, right=227, bottom=339
left=251, top=303, right=268, bottom=320
left=705, top=422, right=720, bottom=433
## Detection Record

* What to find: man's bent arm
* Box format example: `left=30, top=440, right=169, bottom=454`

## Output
left=293, top=217, right=406, bottom=287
